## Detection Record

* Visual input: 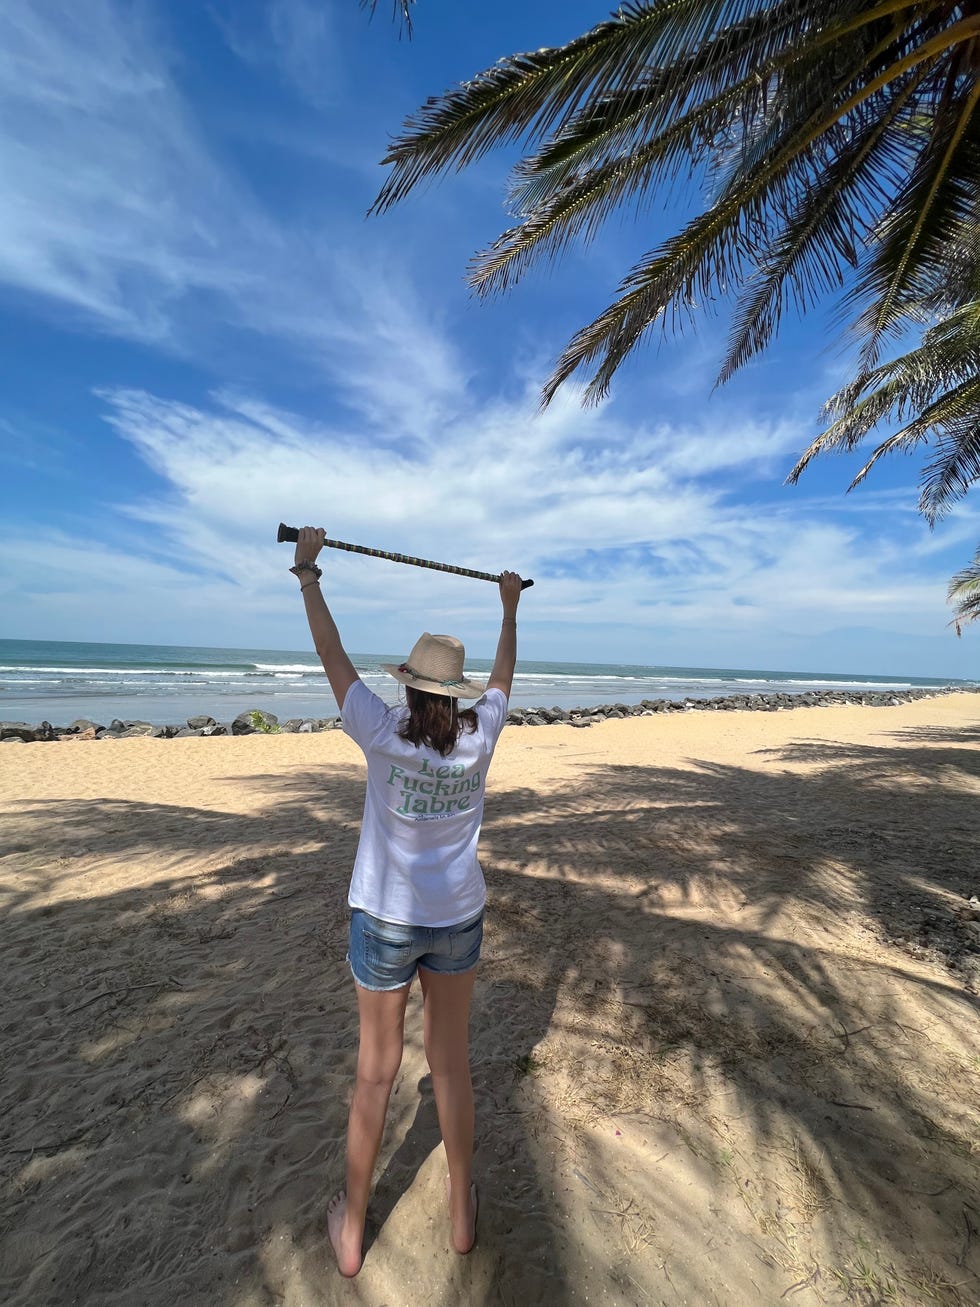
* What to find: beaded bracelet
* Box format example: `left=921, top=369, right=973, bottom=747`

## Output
left=290, top=560, right=322, bottom=580
left=300, top=579, right=320, bottom=591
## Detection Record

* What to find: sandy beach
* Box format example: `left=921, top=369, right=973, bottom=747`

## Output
left=2, top=693, right=978, bottom=1307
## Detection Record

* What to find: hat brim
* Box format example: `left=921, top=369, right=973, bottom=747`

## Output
left=381, top=663, right=487, bottom=699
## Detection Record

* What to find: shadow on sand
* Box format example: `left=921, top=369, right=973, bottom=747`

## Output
left=1, top=719, right=978, bottom=1304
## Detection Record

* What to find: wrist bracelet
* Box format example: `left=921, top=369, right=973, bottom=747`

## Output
left=290, top=560, right=322, bottom=580
left=501, top=617, right=517, bottom=624
left=300, top=579, right=320, bottom=591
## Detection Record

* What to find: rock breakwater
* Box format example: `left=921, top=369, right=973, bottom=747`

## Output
left=504, top=684, right=975, bottom=727
left=1, top=686, right=974, bottom=742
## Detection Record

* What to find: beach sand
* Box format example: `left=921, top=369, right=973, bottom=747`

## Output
left=2, top=693, right=978, bottom=1306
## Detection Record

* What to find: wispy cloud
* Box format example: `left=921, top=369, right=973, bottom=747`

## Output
left=60, top=369, right=963, bottom=652
left=0, top=0, right=484, bottom=425
left=2, top=354, right=968, bottom=667
left=0, top=2, right=357, bottom=356
left=210, top=0, right=339, bottom=107
left=0, top=2, right=286, bottom=343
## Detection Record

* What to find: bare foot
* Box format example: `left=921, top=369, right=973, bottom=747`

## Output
left=327, top=1191, right=363, bottom=1277
left=444, top=1175, right=478, bottom=1254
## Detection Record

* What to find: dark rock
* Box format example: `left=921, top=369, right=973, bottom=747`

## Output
left=64, top=725, right=98, bottom=740
left=68, top=719, right=105, bottom=733
left=232, top=708, right=281, bottom=734
left=0, top=722, right=36, bottom=742
left=187, top=715, right=216, bottom=729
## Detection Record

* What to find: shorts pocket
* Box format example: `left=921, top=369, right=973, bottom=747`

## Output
left=449, top=914, right=483, bottom=961
left=362, top=928, right=414, bottom=972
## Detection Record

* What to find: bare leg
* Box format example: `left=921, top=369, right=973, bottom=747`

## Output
left=418, top=965, right=478, bottom=1253
left=329, top=981, right=410, bottom=1276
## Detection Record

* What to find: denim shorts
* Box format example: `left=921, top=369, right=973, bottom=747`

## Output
left=347, top=908, right=484, bottom=992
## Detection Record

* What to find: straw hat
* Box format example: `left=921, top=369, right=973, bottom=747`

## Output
left=382, top=633, right=486, bottom=699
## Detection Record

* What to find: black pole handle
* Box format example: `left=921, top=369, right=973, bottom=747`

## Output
left=277, top=524, right=534, bottom=588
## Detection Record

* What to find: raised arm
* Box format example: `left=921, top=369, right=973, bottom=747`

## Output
left=291, top=526, right=360, bottom=710
left=486, top=570, right=523, bottom=700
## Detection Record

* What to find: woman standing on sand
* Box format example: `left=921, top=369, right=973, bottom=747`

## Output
left=290, top=526, right=523, bottom=1277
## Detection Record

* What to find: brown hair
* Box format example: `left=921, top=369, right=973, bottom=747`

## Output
left=398, top=686, right=478, bottom=757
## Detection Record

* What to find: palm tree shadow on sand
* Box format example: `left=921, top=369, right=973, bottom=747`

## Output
left=353, top=717, right=980, bottom=1302
left=2, top=726, right=979, bottom=1305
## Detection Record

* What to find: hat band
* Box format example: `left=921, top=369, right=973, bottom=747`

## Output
left=397, top=661, right=466, bottom=689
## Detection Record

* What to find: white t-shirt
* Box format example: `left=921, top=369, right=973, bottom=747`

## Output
left=341, top=678, right=509, bottom=927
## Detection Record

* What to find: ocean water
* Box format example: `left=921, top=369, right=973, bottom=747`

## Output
left=0, top=639, right=969, bottom=728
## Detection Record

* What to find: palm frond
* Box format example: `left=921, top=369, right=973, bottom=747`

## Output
left=948, top=543, right=980, bottom=634
left=830, top=300, right=980, bottom=422
left=360, top=0, right=415, bottom=37
left=373, top=4, right=696, bottom=212
left=540, top=50, right=923, bottom=403
left=720, top=69, right=926, bottom=382
left=488, top=1, right=909, bottom=298
left=789, top=297, right=980, bottom=488
left=839, top=378, right=978, bottom=498
left=508, top=0, right=839, bottom=209
left=374, top=0, right=899, bottom=213
left=373, top=0, right=980, bottom=443
left=550, top=6, right=980, bottom=400
left=542, top=210, right=752, bottom=407
left=787, top=296, right=980, bottom=562
left=472, top=69, right=763, bottom=296
left=479, top=8, right=830, bottom=293
left=849, top=73, right=980, bottom=365
left=916, top=380, right=980, bottom=519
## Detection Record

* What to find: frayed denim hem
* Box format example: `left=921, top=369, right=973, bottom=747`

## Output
left=347, top=956, right=412, bottom=993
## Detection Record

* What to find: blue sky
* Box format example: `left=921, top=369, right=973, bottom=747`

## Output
left=2, top=0, right=977, bottom=678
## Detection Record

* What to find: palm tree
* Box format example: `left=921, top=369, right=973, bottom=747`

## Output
left=370, top=1, right=980, bottom=624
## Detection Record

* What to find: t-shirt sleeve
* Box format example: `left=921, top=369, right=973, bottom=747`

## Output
left=475, top=687, right=509, bottom=750
left=341, top=678, right=391, bottom=751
